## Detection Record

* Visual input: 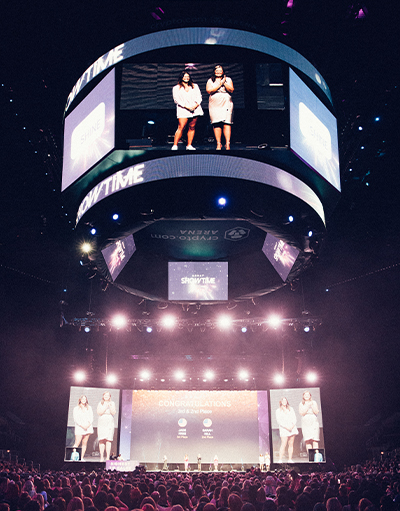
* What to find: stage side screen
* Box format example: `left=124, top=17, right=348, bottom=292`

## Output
left=289, top=68, right=340, bottom=191
left=65, top=386, right=120, bottom=462
left=270, top=387, right=325, bottom=464
left=120, top=390, right=270, bottom=467
left=62, top=68, right=115, bottom=191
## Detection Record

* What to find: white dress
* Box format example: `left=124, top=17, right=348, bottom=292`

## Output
left=276, top=406, right=298, bottom=437
left=97, top=401, right=116, bottom=441
left=299, top=400, right=320, bottom=442
left=173, top=84, right=204, bottom=119
left=207, top=77, right=234, bottom=124
left=73, top=405, right=94, bottom=435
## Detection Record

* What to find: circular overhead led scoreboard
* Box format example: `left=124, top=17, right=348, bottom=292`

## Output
left=62, top=27, right=341, bottom=303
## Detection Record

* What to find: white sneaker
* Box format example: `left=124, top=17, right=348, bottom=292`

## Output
left=186, top=145, right=196, bottom=150
left=171, top=145, right=178, bottom=150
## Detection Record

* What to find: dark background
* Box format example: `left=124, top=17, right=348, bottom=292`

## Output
left=0, top=0, right=399, bottom=469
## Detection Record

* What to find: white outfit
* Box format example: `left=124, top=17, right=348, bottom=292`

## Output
left=206, top=77, right=234, bottom=124
left=299, top=400, right=320, bottom=442
left=173, top=83, right=204, bottom=118
left=276, top=406, right=299, bottom=437
left=73, top=405, right=94, bottom=435
left=97, top=401, right=116, bottom=441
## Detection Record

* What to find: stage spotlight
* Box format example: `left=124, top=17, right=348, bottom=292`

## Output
left=111, top=314, right=127, bottom=329
left=205, top=370, right=214, bottom=380
left=146, top=326, right=153, bottom=333
left=241, top=326, right=247, bottom=333
left=112, top=213, right=119, bottom=220
left=81, top=242, right=92, bottom=253
left=217, top=314, right=232, bottom=330
left=175, top=370, right=185, bottom=380
left=148, top=120, right=155, bottom=125
left=304, top=326, right=310, bottom=333
left=106, top=373, right=118, bottom=385
left=239, top=369, right=249, bottom=380
left=268, top=314, right=281, bottom=329
left=358, top=126, right=363, bottom=131
left=217, top=197, right=227, bottom=207
left=140, top=369, right=151, bottom=380
left=288, top=215, right=294, bottom=222
left=74, top=370, right=86, bottom=382
left=308, top=230, right=313, bottom=237
left=274, top=373, right=285, bottom=384
left=90, top=228, right=97, bottom=235
left=306, top=371, right=318, bottom=383
left=84, top=326, right=91, bottom=333
left=162, top=315, right=176, bottom=329
left=375, top=117, right=380, bottom=121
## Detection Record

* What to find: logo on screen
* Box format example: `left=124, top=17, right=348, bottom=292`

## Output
left=203, top=418, right=212, bottom=427
left=178, top=418, right=187, bottom=427
left=224, top=227, right=250, bottom=241
left=71, top=102, right=106, bottom=160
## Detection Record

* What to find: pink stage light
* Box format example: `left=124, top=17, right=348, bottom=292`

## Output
left=217, top=314, right=232, bottom=329
left=274, top=373, right=285, bottom=384
left=111, top=314, right=127, bottom=329
left=74, top=370, right=86, bottom=382
left=106, top=373, right=118, bottom=384
left=306, top=371, right=318, bottom=383
left=161, top=315, right=176, bottom=329
left=239, top=369, right=249, bottom=380
left=268, top=314, right=282, bottom=329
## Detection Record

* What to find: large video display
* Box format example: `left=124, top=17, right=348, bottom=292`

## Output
left=65, top=386, right=120, bottom=461
left=168, top=262, right=229, bottom=301
left=62, top=68, right=115, bottom=191
left=120, top=390, right=270, bottom=466
left=289, top=68, right=340, bottom=191
left=270, top=387, right=325, bottom=464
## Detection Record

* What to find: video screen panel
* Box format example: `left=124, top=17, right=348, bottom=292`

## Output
left=289, top=68, right=340, bottom=191
left=62, top=68, right=115, bottom=191
left=168, top=261, right=228, bottom=301
left=120, top=63, right=245, bottom=110
left=262, top=233, right=299, bottom=281
left=101, top=234, right=136, bottom=281
left=120, top=390, right=270, bottom=466
left=65, top=386, right=120, bottom=462
left=270, top=387, right=325, bottom=464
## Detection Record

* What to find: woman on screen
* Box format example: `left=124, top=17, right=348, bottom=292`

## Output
left=275, top=397, right=298, bottom=463
left=171, top=70, right=204, bottom=150
left=97, top=391, right=116, bottom=462
left=73, top=395, right=94, bottom=460
left=299, top=390, right=320, bottom=452
left=206, top=65, right=234, bottom=150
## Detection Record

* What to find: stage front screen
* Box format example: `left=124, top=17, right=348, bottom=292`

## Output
left=65, top=386, right=120, bottom=462
left=270, top=387, right=325, bottom=464
left=289, top=68, right=340, bottom=191
left=120, top=390, right=270, bottom=466
left=168, top=262, right=228, bottom=301
left=62, top=68, right=115, bottom=191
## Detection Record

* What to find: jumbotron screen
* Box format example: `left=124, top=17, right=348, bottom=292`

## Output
left=62, top=68, right=115, bottom=191
left=120, top=390, right=270, bottom=466
left=270, top=387, right=325, bottom=464
left=65, top=386, right=120, bottom=462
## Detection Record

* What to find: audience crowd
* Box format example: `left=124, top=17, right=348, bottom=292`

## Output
left=1, top=455, right=400, bottom=511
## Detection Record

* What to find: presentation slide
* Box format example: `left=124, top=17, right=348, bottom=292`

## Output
left=289, top=68, right=340, bottom=191
left=101, top=234, right=136, bottom=281
left=168, top=262, right=228, bottom=301
left=120, top=390, right=270, bottom=466
left=262, top=233, right=299, bottom=281
left=270, top=387, right=325, bottom=464
left=65, top=386, right=120, bottom=462
left=62, top=68, right=115, bottom=191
